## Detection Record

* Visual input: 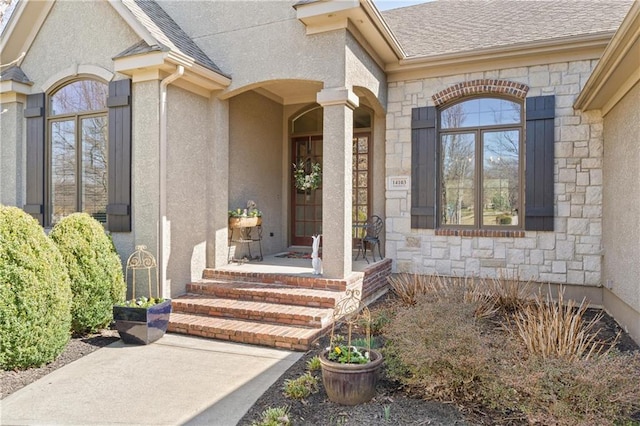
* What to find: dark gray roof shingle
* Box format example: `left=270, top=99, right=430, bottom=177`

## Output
left=0, top=66, right=32, bottom=84
left=117, top=0, right=228, bottom=76
left=382, top=0, right=634, bottom=58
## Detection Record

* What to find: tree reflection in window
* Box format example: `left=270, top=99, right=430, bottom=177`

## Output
left=49, top=80, right=108, bottom=225
left=439, top=97, right=522, bottom=228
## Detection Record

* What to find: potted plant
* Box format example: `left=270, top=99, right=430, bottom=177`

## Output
left=113, top=296, right=172, bottom=345
left=319, top=289, right=383, bottom=405
left=229, top=200, right=262, bottom=228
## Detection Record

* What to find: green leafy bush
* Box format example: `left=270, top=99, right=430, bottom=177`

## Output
left=283, top=372, right=318, bottom=400
left=50, top=213, right=126, bottom=333
left=0, top=205, right=72, bottom=369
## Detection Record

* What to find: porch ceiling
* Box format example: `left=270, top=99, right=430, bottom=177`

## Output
left=254, top=80, right=323, bottom=105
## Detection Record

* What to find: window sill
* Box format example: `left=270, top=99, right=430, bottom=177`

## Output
left=435, top=229, right=525, bottom=238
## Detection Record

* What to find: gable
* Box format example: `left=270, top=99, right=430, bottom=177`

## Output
left=20, top=0, right=139, bottom=88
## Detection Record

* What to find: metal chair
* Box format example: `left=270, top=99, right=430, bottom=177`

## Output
left=355, top=215, right=384, bottom=263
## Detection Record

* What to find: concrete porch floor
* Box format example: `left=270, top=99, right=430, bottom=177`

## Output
left=218, top=250, right=379, bottom=276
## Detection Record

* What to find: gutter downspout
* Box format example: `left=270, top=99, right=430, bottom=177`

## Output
left=159, top=65, right=184, bottom=298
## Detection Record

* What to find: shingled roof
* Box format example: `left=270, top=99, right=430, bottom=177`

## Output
left=0, top=65, right=32, bottom=84
left=115, top=0, right=227, bottom=76
left=382, top=0, right=634, bottom=58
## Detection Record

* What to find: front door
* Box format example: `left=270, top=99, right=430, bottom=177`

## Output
left=291, top=136, right=323, bottom=246
left=291, top=133, right=371, bottom=247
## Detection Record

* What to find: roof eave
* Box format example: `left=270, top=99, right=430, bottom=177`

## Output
left=0, top=0, right=54, bottom=68
left=114, top=50, right=230, bottom=95
left=294, top=0, right=405, bottom=66
left=574, top=2, right=640, bottom=115
left=386, top=31, right=615, bottom=80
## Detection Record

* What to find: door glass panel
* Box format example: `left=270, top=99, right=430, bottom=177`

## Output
left=352, top=135, right=370, bottom=239
left=441, top=133, right=475, bottom=226
left=482, top=130, right=520, bottom=227
left=51, top=120, right=76, bottom=224
left=81, top=116, right=108, bottom=224
left=292, top=136, right=322, bottom=244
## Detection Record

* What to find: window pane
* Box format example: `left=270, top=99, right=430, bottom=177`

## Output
left=81, top=117, right=108, bottom=224
left=483, top=130, right=520, bottom=226
left=354, top=108, right=371, bottom=129
left=441, top=98, right=521, bottom=129
left=50, top=81, right=108, bottom=116
left=51, top=120, right=76, bottom=224
left=441, top=133, right=475, bottom=225
left=292, top=107, right=323, bottom=134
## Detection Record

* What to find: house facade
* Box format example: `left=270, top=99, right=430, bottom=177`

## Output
left=1, top=0, right=638, bottom=342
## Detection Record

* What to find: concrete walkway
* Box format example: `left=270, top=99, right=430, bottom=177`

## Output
left=1, top=334, right=302, bottom=425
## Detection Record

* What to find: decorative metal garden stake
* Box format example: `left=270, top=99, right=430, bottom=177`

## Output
left=125, top=245, right=159, bottom=299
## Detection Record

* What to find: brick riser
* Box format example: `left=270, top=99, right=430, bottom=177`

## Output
left=186, top=280, right=341, bottom=308
left=202, top=269, right=354, bottom=292
left=169, top=259, right=392, bottom=351
left=172, top=295, right=334, bottom=328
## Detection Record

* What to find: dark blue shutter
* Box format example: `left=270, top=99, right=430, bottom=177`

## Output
left=107, top=79, right=132, bottom=232
left=411, top=106, right=437, bottom=229
left=525, top=95, right=555, bottom=231
left=24, top=93, right=46, bottom=225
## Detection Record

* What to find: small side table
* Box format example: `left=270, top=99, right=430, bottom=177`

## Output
left=228, top=217, right=263, bottom=263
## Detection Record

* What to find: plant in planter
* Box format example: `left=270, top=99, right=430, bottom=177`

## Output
left=319, top=289, right=384, bottom=405
left=112, top=245, right=171, bottom=345
left=113, top=296, right=171, bottom=345
left=228, top=200, right=263, bottom=228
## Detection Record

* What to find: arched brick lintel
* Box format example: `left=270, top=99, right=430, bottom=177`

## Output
left=432, top=79, right=529, bottom=107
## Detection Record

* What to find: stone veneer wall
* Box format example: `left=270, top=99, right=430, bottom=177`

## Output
left=385, top=61, right=604, bottom=286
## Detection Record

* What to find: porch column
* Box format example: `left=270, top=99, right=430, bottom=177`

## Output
left=207, top=95, right=230, bottom=269
left=0, top=95, right=26, bottom=207
left=317, top=87, right=359, bottom=279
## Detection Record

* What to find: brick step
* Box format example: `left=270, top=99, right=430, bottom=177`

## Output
left=172, top=294, right=334, bottom=328
left=186, top=279, right=342, bottom=308
left=168, top=312, right=327, bottom=351
left=202, top=268, right=349, bottom=291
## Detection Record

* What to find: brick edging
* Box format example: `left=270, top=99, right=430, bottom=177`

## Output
left=432, top=79, right=529, bottom=107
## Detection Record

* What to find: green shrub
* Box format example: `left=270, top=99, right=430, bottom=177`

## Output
left=50, top=213, right=126, bottom=333
left=0, top=205, right=72, bottom=369
left=251, top=406, right=290, bottom=426
left=283, top=372, right=319, bottom=400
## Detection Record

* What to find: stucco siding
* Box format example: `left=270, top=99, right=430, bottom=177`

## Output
left=229, top=91, right=284, bottom=258
left=345, top=33, right=387, bottom=110
left=165, top=86, right=210, bottom=296
left=386, top=60, right=604, bottom=286
left=602, top=80, right=640, bottom=313
left=158, top=0, right=347, bottom=93
left=19, top=0, right=138, bottom=89
left=0, top=101, right=24, bottom=207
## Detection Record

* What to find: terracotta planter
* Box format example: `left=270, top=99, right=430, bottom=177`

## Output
left=229, top=217, right=262, bottom=228
left=113, top=299, right=172, bottom=345
left=319, top=348, right=383, bottom=405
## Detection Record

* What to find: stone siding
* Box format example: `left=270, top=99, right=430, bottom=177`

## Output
left=385, top=61, right=604, bottom=286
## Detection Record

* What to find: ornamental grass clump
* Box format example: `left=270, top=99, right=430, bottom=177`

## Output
left=0, top=205, right=72, bottom=369
left=50, top=213, right=126, bottom=334
left=509, top=286, right=614, bottom=361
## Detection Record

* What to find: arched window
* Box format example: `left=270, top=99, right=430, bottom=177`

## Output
left=48, top=80, right=108, bottom=225
left=439, top=97, right=523, bottom=228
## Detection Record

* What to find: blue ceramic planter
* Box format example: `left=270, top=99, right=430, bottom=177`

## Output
left=113, top=299, right=172, bottom=345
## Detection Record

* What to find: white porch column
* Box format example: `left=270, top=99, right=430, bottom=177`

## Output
left=207, top=95, right=230, bottom=269
left=317, top=87, right=359, bottom=279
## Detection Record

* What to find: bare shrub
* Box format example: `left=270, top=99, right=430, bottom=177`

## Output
left=382, top=294, right=506, bottom=404
left=382, top=285, right=640, bottom=424
left=509, top=287, right=615, bottom=361
left=506, top=353, right=640, bottom=424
